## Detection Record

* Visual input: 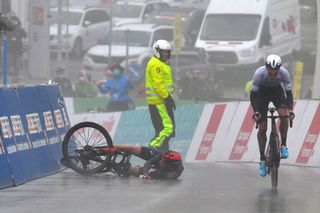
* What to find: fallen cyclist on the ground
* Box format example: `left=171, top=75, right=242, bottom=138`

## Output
left=104, top=145, right=184, bottom=179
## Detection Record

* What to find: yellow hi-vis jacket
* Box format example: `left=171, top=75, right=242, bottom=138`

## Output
left=145, top=56, right=174, bottom=105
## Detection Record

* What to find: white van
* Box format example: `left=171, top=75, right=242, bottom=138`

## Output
left=195, top=0, right=301, bottom=73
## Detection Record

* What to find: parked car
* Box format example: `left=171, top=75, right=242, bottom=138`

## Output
left=49, top=6, right=111, bottom=57
left=111, top=0, right=170, bottom=26
left=83, top=23, right=174, bottom=73
left=172, top=47, right=223, bottom=99
left=143, top=6, right=205, bottom=46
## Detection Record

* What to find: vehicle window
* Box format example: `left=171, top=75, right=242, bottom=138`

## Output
left=299, top=0, right=317, bottom=23
left=143, top=3, right=169, bottom=18
left=155, top=3, right=170, bottom=10
left=143, top=4, right=155, bottom=17
left=93, top=10, right=110, bottom=23
left=83, top=10, right=109, bottom=25
left=50, top=11, right=82, bottom=25
left=200, top=14, right=261, bottom=41
left=259, top=17, right=271, bottom=47
left=101, top=30, right=151, bottom=47
left=113, top=4, right=143, bottom=18
left=83, top=10, right=97, bottom=25
left=152, top=29, right=174, bottom=43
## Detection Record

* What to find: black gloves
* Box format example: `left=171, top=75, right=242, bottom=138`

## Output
left=252, top=112, right=261, bottom=121
left=164, top=95, right=176, bottom=111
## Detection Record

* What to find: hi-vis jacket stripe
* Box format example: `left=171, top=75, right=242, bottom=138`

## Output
left=145, top=56, right=174, bottom=105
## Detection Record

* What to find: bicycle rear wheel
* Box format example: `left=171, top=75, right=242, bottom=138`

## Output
left=62, top=122, right=113, bottom=175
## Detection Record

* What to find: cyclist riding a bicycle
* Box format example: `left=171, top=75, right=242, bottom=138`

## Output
left=250, top=54, right=294, bottom=177
left=104, top=145, right=184, bottom=179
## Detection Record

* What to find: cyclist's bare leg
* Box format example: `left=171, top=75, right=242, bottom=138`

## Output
left=114, top=144, right=142, bottom=156
left=278, top=108, right=289, bottom=146
left=258, top=121, right=268, bottom=161
left=127, top=165, right=141, bottom=177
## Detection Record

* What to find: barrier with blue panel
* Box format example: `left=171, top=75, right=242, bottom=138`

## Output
left=0, top=139, right=13, bottom=188
left=113, top=104, right=205, bottom=159
left=35, top=85, right=70, bottom=164
left=0, top=84, right=69, bottom=189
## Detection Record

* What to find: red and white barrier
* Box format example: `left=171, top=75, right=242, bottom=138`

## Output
left=186, top=100, right=320, bottom=168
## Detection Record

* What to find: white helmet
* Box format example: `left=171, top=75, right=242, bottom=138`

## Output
left=153, top=39, right=171, bottom=59
left=265, top=54, right=282, bottom=69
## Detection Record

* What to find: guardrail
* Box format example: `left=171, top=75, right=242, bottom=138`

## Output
left=0, top=84, right=70, bottom=189
left=3, top=96, right=319, bottom=189
left=66, top=99, right=320, bottom=168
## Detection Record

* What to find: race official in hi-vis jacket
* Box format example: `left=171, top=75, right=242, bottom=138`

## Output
left=145, top=39, right=175, bottom=152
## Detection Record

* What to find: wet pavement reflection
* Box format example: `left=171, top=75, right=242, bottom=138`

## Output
left=0, top=162, right=319, bottom=213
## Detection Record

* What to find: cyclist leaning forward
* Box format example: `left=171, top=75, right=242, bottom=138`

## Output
left=250, top=54, right=295, bottom=177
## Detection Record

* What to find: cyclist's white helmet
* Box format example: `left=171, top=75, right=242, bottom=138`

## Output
left=265, top=54, right=282, bottom=69
left=153, top=39, right=171, bottom=59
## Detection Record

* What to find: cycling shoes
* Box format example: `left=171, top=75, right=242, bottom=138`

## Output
left=280, top=145, right=289, bottom=159
left=259, top=161, right=267, bottom=177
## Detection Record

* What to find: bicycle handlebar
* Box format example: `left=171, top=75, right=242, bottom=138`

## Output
left=254, top=107, right=294, bottom=129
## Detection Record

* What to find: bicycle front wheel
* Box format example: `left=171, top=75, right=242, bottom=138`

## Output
left=270, top=166, right=278, bottom=188
left=62, top=122, right=113, bottom=175
left=268, top=132, right=280, bottom=188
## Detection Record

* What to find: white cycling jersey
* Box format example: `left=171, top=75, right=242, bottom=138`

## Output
left=251, top=66, right=292, bottom=92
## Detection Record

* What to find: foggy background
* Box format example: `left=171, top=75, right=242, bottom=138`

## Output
left=0, top=0, right=318, bottom=107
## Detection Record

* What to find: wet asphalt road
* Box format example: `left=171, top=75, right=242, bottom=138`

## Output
left=0, top=162, right=320, bottom=213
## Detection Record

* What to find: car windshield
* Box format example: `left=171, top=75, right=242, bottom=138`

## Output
left=299, top=0, right=317, bottom=23
left=101, top=30, right=151, bottom=47
left=113, top=4, right=143, bottom=18
left=50, top=11, right=82, bottom=25
left=200, top=14, right=261, bottom=41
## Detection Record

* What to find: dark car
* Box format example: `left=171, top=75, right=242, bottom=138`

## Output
left=143, top=6, right=205, bottom=46
left=171, top=47, right=223, bottom=100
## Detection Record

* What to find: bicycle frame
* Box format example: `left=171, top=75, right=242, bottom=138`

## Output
left=264, top=107, right=292, bottom=188
left=266, top=108, right=281, bottom=188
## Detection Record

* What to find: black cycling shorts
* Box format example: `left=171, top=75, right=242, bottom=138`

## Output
left=255, top=85, right=288, bottom=121
left=139, top=146, right=161, bottom=161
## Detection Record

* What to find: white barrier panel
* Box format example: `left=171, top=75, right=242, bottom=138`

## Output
left=294, top=101, right=320, bottom=166
left=69, top=112, right=122, bottom=138
left=222, top=101, right=256, bottom=162
left=278, top=100, right=309, bottom=165
left=186, top=102, right=238, bottom=162
left=186, top=100, right=320, bottom=168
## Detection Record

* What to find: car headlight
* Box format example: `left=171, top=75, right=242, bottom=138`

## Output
left=240, top=48, right=255, bottom=57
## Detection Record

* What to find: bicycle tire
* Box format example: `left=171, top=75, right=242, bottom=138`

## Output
left=62, top=122, right=113, bottom=175
left=269, top=132, right=280, bottom=188
left=270, top=167, right=278, bottom=188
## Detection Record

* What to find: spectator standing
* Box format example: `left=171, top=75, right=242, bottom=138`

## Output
left=6, top=16, right=27, bottom=79
left=53, top=67, right=74, bottom=97
left=75, top=70, right=97, bottom=97
left=97, top=65, right=135, bottom=112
